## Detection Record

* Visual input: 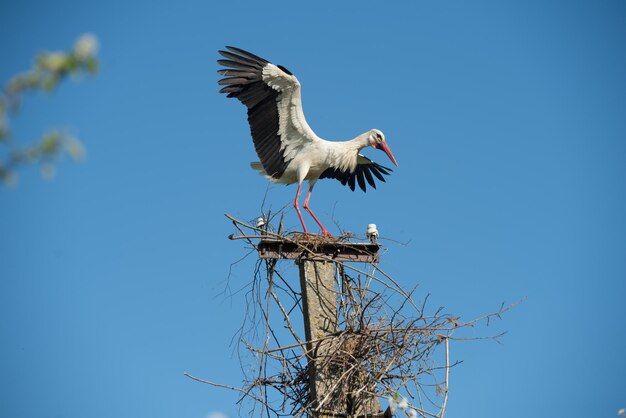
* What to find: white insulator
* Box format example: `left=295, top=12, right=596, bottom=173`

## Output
left=256, top=217, right=266, bottom=228
left=366, top=223, right=379, bottom=242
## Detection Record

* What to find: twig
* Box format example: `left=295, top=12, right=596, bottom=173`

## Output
left=183, top=372, right=267, bottom=405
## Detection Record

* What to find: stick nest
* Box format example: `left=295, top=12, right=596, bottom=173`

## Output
left=188, top=214, right=516, bottom=418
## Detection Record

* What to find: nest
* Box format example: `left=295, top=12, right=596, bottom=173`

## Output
left=187, top=214, right=516, bottom=418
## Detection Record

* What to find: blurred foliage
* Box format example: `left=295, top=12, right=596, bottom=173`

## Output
left=0, top=33, right=98, bottom=186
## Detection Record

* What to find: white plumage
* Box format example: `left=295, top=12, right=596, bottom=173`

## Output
left=218, top=46, right=398, bottom=236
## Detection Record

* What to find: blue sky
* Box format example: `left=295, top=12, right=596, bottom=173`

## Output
left=1, top=0, right=625, bottom=417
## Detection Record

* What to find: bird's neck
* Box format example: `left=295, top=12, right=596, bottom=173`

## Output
left=323, top=132, right=371, bottom=173
left=348, top=132, right=372, bottom=151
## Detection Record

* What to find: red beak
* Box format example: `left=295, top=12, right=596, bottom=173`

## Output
left=377, top=140, right=398, bottom=167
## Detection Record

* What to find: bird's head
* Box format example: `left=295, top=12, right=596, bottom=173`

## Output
left=369, top=129, right=398, bottom=167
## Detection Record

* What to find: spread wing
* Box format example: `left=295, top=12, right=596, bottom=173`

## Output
left=319, top=154, right=393, bottom=192
left=217, top=46, right=320, bottom=179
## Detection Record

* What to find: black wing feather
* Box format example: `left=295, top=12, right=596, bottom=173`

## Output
left=218, top=69, right=257, bottom=77
left=319, top=155, right=393, bottom=192
left=356, top=169, right=366, bottom=192
left=217, top=47, right=288, bottom=179
left=216, top=59, right=257, bottom=71
left=218, top=77, right=256, bottom=86
left=369, top=165, right=387, bottom=182
left=362, top=167, right=376, bottom=189
left=225, top=46, right=269, bottom=64
left=218, top=50, right=264, bottom=68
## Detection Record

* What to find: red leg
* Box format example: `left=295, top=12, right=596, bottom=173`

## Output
left=294, top=182, right=309, bottom=234
left=303, top=184, right=332, bottom=236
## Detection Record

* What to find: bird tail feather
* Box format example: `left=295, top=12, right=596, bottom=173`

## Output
left=250, top=162, right=284, bottom=183
left=250, top=162, right=266, bottom=174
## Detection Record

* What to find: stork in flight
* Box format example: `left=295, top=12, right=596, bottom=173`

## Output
left=218, top=46, right=398, bottom=236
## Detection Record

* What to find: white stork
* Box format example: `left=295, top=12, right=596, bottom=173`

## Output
left=218, top=46, right=398, bottom=236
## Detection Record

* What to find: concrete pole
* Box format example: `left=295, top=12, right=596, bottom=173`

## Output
left=299, top=259, right=382, bottom=418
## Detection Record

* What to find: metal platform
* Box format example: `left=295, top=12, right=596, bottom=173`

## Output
left=257, top=239, right=381, bottom=263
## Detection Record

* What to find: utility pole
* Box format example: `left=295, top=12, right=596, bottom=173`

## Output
left=259, top=239, right=383, bottom=418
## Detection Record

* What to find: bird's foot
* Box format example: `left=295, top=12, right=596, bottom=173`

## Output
left=320, top=229, right=333, bottom=238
